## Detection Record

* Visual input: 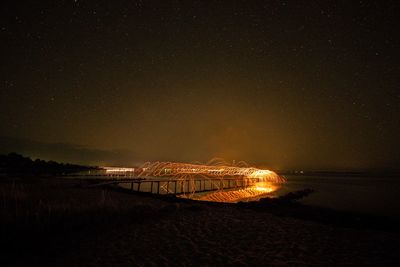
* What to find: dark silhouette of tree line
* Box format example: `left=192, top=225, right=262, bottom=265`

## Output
left=0, top=152, right=98, bottom=175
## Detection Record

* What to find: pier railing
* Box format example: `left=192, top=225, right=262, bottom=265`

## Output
left=72, top=175, right=261, bottom=195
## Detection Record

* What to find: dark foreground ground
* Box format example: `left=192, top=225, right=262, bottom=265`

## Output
left=1, top=177, right=400, bottom=266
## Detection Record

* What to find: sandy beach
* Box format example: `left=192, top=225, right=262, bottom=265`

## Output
left=2, top=177, right=400, bottom=266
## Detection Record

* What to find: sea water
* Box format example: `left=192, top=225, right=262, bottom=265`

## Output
left=280, top=175, right=400, bottom=217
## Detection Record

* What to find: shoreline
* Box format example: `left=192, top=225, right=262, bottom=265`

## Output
left=1, top=177, right=400, bottom=266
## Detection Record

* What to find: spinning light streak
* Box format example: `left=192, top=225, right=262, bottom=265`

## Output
left=137, top=158, right=285, bottom=183
left=135, top=158, right=285, bottom=197
left=103, top=159, right=285, bottom=200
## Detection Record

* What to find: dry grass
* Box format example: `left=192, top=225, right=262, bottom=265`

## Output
left=0, top=177, right=173, bottom=232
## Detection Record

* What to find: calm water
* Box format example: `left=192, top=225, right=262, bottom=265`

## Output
left=280, top=175, right=400, bottom=217
left=117, top=174, right=400, bottom=217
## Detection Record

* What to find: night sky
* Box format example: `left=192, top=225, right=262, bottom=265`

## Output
left=1, top=1, right=399, bottom=170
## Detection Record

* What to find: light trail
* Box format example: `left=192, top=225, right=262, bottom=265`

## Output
left=134, top=158, right=285, bottom=197
left=137, top=159, right=285, bottom=184
left=101, top=159, right=285, bottom=200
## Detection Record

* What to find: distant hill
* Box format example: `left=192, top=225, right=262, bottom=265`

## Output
left=0, top=136, right=137, bottom=167
left=0, top=152, right=98, bottom=175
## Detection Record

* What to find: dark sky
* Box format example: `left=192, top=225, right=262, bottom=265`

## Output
left=1, top=0, right=399, bottom=170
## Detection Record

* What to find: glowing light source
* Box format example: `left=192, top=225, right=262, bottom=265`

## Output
left=105, top=159, right=285, bottom=200
left=137, top=159, right=285, bottom=184
left=135, top=158, right=285, bottom=197
left=103, top=167, right=135, bottom=173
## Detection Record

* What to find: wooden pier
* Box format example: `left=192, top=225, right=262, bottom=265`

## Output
left=80, top=176, right=261, bottom=195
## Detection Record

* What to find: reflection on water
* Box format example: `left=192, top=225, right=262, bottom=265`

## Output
left=117, top=174, right=400, bottom=217
left=185, top=182, right=281, bottom=203
left=282, top=175, right=400, bottom=217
